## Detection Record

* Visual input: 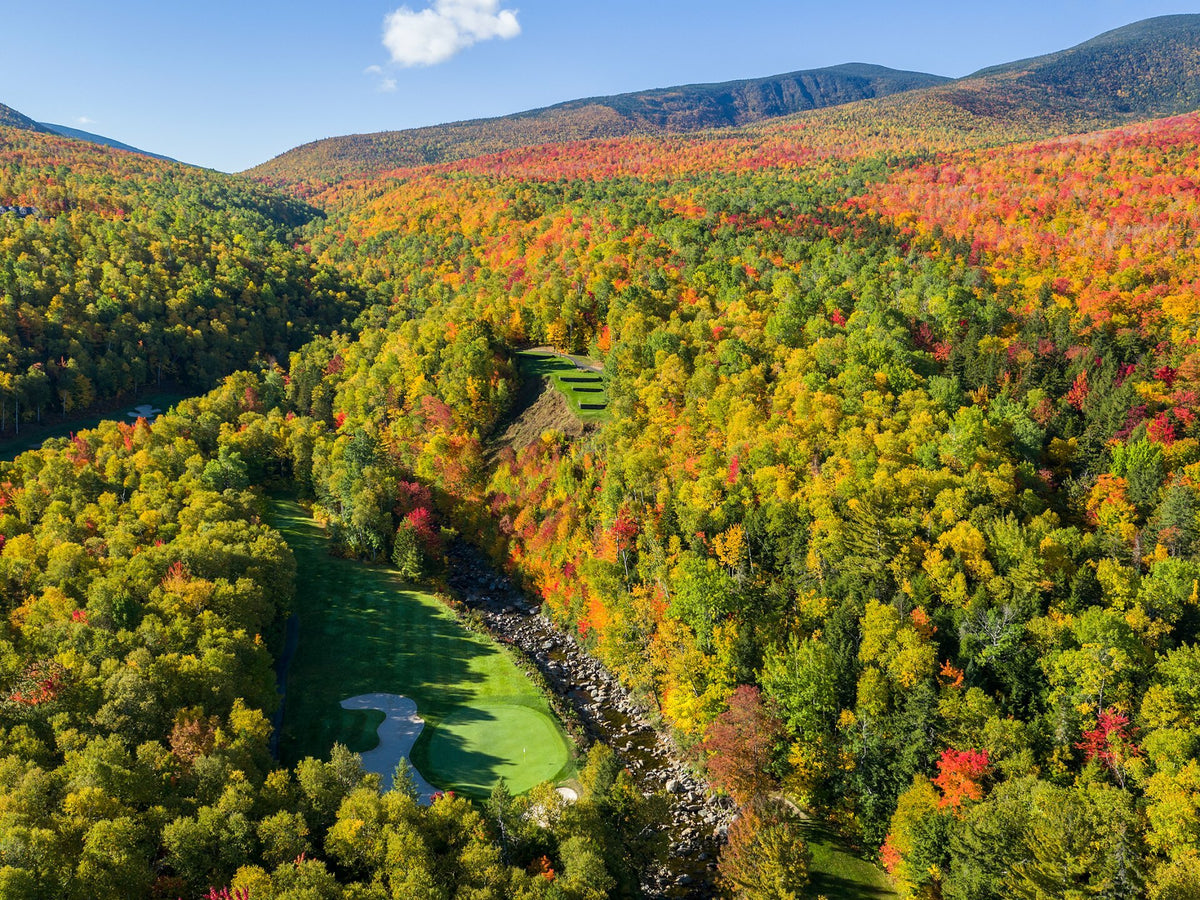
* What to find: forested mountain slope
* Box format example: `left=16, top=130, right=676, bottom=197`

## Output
left=968, top=13, right=1200, bottom=118
left=248, top=84, right=1200, bottom=894
left=251, top=13, right=1200, bottom=196
left=6, top=12, right=1200, bottom=900
left=0, top=101, right=48, bottom=133
left=248, top=64, right=948, bottom=191
left=38, top=121, right=178, bottom=162
left=0, top=125, right=362, bottom=434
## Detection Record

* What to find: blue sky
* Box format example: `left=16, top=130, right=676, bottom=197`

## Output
left=1, top=1, right=1194, bottom=172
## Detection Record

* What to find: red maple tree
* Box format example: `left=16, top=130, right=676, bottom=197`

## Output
left=933, top=748, right=989, bottom=810
left=701, top=685, right=785, bottom=806
left=1077, top=708, right=1140, bottom=788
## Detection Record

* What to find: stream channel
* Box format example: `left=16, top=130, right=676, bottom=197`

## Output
left=445, top=542, right=734, bottom=899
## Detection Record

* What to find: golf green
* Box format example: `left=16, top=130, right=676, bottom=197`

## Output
left=426, top=705, right=569, bottom=795
left=270, top=498, right=574, bottom=797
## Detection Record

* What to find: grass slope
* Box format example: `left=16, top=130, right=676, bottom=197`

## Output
left=802, top=821, right=899, bottom=899
left=271, top=498, right=574, bottom=797
left=516, top=351, right=610, bottom=423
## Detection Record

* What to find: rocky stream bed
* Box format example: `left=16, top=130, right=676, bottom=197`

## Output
left=446, top=543, right=735, bottom=899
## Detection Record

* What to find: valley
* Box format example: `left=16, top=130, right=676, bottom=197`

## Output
left=3, top=10, right=1200, bottom=899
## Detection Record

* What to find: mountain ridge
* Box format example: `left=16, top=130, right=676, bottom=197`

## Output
left=249, top=14, right=1200, bottom=191
left=0, top=101, right=50, bottom=133
left=247, top=63, right=948, bottom=186
left=955, top=14, right=1200, bottom=120
left=38, top=122, right=179, bottom=163
left=0, top=99, right=180, bottom=163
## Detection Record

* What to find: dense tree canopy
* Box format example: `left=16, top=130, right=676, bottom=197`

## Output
left=7, top=38, right=1200, bottom=896
left=0, top=128, right=362, bottom=433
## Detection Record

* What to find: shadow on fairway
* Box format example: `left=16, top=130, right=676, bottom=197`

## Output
left=272, top=503, right=490, bottom=763
left=420, top=706, right=507, bottom=790
left=270, top=497, right=575, bottom=797
left=517, top=352, right=576, bottom=379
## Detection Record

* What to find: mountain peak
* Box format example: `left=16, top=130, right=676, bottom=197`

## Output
left=247, top=64, right=948, bottom=186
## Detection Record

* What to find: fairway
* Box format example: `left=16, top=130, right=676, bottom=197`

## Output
left=270, top=498, right=574, bottom=797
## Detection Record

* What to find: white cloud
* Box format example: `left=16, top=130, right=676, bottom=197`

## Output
left=382, top=0, right=520, bottom=68
left=76, top=116, right=95, bottom=126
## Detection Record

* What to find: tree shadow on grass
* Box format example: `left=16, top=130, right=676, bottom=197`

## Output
left=413, top=705, right=507, bottom=796
left=801, top=820, right=898, bottom=900
left=517, top=353, right=576, bottom=379
left=272, top=502, right=494, bottom=766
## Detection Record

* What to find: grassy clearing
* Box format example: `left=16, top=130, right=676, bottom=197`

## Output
left=0, top=391, right=186, bottom=461
left=270, top=498, right=575, bottom=797
left=802, top=821, right=899, bottom=899
left=515, top=351, right=610, bottom=423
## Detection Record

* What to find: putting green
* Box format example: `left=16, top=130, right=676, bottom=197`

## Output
left=426, top=704, right=573, bottom=795
left=270, top=497, right=575, bottom=798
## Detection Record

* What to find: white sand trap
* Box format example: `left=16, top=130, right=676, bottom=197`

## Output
left=340, top=693, right=440, bottom=804
left=556, top=786, right=579, bottom=802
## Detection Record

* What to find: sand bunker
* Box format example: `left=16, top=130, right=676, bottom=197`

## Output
left=340, top=693, right=440, bottom=804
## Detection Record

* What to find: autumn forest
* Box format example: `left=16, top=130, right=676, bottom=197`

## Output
left=3, top=12, right=1200, bottom=900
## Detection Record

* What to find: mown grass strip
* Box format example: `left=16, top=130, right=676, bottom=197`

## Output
left=515, top=351, right=610, bottom=423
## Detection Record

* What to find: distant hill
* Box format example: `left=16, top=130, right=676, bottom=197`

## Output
left=529, top=63, right=949, bottom=131
left=0, top=125, right=360, bottom=430
left=251, top=14, right=1200, bottom=192
left=248, top=64, right=949, bottom=188
left=0, top=102, right=49, bottom=132
left=39, top=122, right=178, bottom=163
left=0, top=99, right=179, bottom=162
left=940, top=14, right=1200, bottom=123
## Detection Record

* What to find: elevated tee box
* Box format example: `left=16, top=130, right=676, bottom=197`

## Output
left=515, top=351, right=610, bottom=423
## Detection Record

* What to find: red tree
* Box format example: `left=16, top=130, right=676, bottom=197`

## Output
left=701, top=685, right=785, bottom=806
left=1077, top=708, right=1140, bottom=788
left=933, top=748, right=989, bottom=810
left=608, top=507, right=639, bottom=579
